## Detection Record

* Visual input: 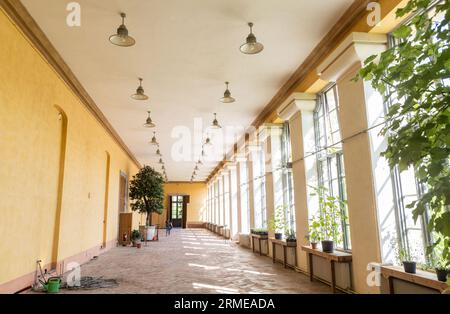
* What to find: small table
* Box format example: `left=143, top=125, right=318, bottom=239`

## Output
left=381, top=265, right=448, bottom=294
left=271, top=239, right=297, bottom=269
left=301, top=245, right=352, bottom=293
left=250, top=234, right=269, bottom=256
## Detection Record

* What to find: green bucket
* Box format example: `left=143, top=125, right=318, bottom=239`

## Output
left=45, top=277, right=61, bottom=294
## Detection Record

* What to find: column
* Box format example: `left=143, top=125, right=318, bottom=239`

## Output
left=317, top=32, right=388, bottom=294
left=229, top=163, right=239, bottom=238
left=247, top=151, right=255, bottom=230
left=277, top=93, right=317, bottom=272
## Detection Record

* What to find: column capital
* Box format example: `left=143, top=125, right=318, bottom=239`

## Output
left=277, top=93, right=317, bottom=121
left=317, top=32, right=387, bottom=82
left=258, top=123, right=283, bottom=143
left=224, top=162, right=237, bottom=171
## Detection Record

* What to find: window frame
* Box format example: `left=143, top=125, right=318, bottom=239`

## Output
left=314, top=84, right=351, bottom=251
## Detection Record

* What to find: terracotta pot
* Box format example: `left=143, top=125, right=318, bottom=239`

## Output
left=311, top=242, right=318, bottom=250
left=136, top=243, right=142, bottom=249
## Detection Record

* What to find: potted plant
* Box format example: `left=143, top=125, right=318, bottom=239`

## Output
left=428, top=252, right=450, bottom=283
left=285, top=229, right=297, bottom=247
left=435, top=262, right=450, bottom=283
left=398, top=248, right=417, bottom=274
left=251, top=228, right=268, bottom=237
left=129, top=166, right=165, bottom=241
left=131, top=230, right=141, bottom=248
left=309, top=186, right=347, bottom=253
left=268, top=207, right=285, bottom=240
left=306, top=220, right=321, bottom=250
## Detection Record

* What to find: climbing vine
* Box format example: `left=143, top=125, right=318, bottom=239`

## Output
left=357, top=0, right=450, bottom=266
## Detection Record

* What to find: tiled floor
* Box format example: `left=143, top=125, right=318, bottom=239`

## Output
left=34, top=229, right=332, bottom=294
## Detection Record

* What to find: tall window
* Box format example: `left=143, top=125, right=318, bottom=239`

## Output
left=218, top=178, right=223, bottom=225
left=314, top=84, right=351, bottom=250
left=281, top=123, right=295, bottom=232
left=240, top=161, right=250, bottom=233
left=230, top=167, right=239, bottom=235
left=252, top=149, right=267, bottom=229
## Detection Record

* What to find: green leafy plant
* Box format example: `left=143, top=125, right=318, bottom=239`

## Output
left=307, top=218, right=322, bottom=243
left=398, top=247, right=414, bottom=263
left=129, top=166, right=165, bottom=226
left=356, top=0, right=450, bottom=267
left=268, top=205, right=286, bottom=233
left=309, top=186, right=347, bottom=244
left=251, top=228, right=268, bottom=236
left=131, top=230, right=141, bottom=242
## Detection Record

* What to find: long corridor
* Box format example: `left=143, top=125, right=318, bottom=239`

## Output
left=50, top=229, right=331, bottom=294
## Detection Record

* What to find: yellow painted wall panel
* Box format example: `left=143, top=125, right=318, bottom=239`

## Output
left=0, top=9, right=139, bottom=285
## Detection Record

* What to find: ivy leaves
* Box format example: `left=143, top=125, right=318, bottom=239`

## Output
left=357, top=0, right=450, bottom=267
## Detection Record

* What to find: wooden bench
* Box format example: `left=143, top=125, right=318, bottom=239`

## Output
left=301, top=245, right=352, bottom=293
left=250, top=234, right=269, bottom=256
left=381, top=265, right=448, bottom=294
left=271, top=238, right=297, bottom=269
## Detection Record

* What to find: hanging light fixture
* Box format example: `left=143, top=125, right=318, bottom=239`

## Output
left=158, top=158, right=164, bottom=164
left=198, top=159, right=203, bottom=166
left=220, top=82, right=236, bottom=103
left=143, top=111, right=155, bottom=128
left=204, top=134, right=213, bottom=146
left=162, top=165, right=165, bottom=171
left=194, top=165, right=199, bottom=171
left=211, top=113, right=222, bottom=129
left=109, top=13, right=136, bottom=47
left=131, top=78, right=149, bottom=100
left=240, top=22, right=264, bottom=55
left=201, top=149, right=207, bottom=157
left=156, top=148, right=162, bottom=156
left=150, top=132, right=159, bottom=146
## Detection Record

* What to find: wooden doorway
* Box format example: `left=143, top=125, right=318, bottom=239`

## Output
left=169, top=195, right=189, bottom=228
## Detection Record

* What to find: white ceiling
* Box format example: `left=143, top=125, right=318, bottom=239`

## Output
left=22, top=0, right=353, bottom=181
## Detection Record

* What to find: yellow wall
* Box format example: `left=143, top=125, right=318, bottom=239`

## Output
left=151, top=182, right=207, bottom=227
left=0, top=9, right=140, bottom=288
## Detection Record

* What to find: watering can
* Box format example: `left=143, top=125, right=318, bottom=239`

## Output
left=40, top=277, right=61, bottom=294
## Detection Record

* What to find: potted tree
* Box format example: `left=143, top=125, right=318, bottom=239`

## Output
left=131, top=230, right=142, bottom=248
left=129, top=166, right=165, bottom=241
left=268, top=206, right=285, bottom=240
left=310, top=186, right=347, bottom=253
